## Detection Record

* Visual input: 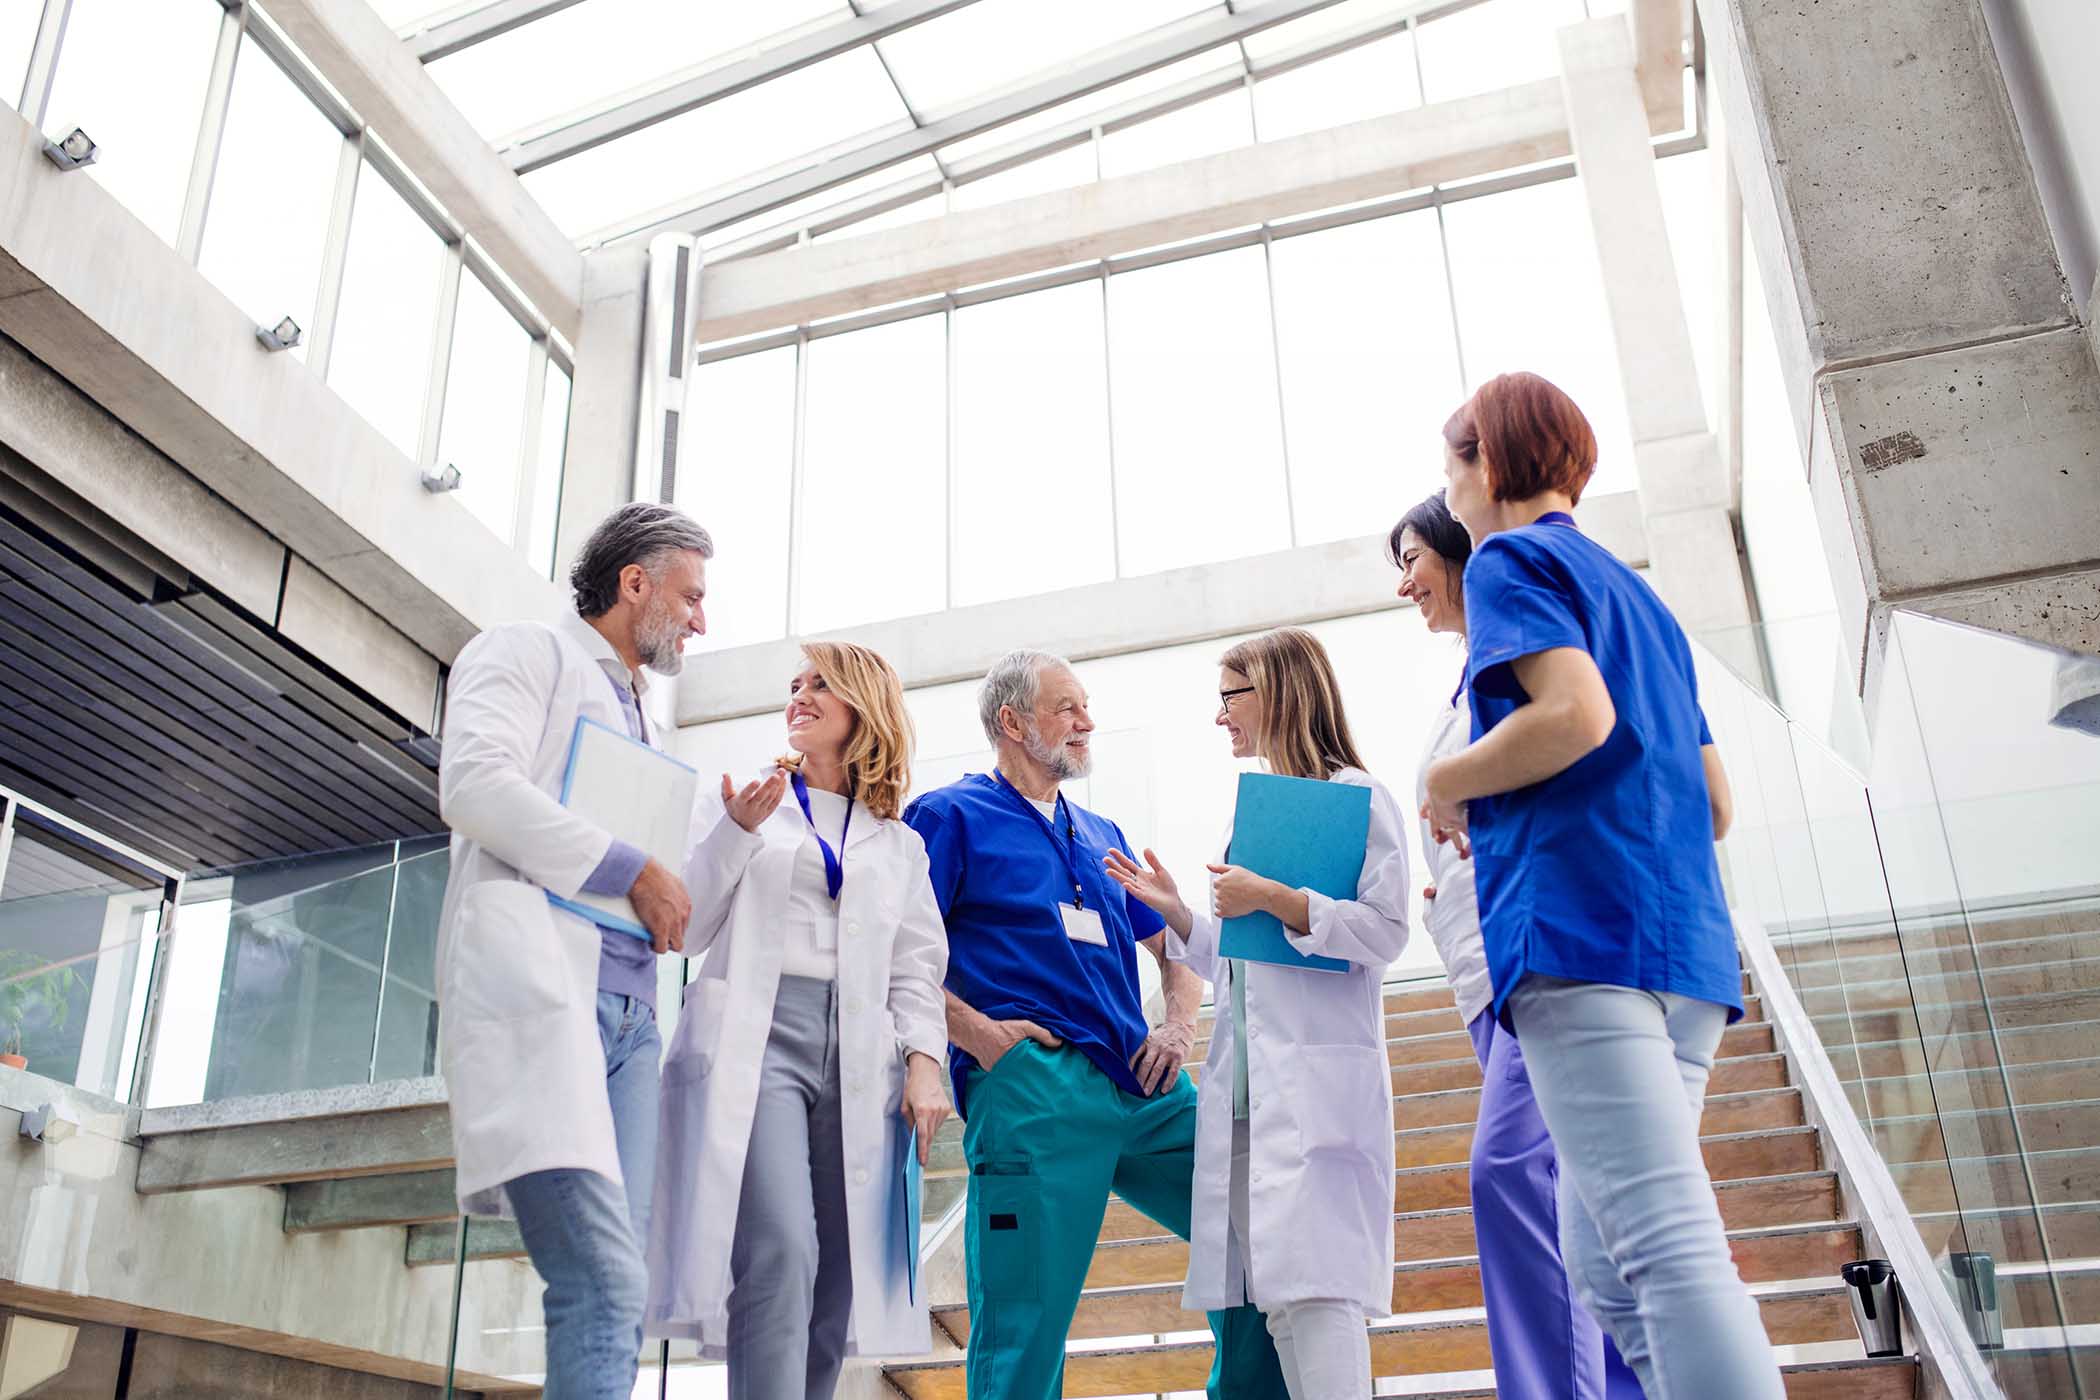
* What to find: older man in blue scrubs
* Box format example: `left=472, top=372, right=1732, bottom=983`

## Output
left=904, top=650, right=1286, bottom=1400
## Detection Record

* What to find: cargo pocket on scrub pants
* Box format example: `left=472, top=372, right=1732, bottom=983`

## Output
left=970, top=1160, right=1040, bottom=1302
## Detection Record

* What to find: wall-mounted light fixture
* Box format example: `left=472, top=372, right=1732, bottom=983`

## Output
left=421, top=463, right=463, bottom=493
left=42, top=128, right=97, bottom=171
left=18, top=1102, right=80, bottom=1144
left=255, top=316, right=303, bottom=352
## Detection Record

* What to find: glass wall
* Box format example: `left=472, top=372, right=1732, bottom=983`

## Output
left=18, top=0, right=572, bottom=574
left=680, top=145, right=1705, bottom=640
left=1702, top=612, right=2100, bottom=1395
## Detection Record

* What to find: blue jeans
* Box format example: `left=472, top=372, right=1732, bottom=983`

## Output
left=508, top=991, right=662, bottom=1400
left=1506, top=976, right=1783, bottom=1400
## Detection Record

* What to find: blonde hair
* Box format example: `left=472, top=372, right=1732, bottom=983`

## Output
left=802, top=641, right=916, bottom=820
left=1218, top=627, right=1367, bottom=782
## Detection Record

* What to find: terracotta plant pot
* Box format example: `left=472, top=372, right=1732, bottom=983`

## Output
left=0, top=1054, right=25, bottom=1071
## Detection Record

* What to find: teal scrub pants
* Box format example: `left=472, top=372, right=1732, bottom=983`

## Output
left=962, top=1039, right=1288, bottom=1400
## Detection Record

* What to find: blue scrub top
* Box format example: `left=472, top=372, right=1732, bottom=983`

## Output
left=1462, top=513, right=1742, bottom=1027
left=903, top=772, right=1165, bottom=1116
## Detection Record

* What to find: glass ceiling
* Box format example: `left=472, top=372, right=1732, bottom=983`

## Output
left=370, top=0, right=1632, bottom=247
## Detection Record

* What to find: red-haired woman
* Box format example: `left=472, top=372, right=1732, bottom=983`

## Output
left=1420, top=372, right=1773, bottom=1399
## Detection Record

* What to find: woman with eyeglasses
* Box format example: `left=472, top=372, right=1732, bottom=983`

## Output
left=1105, top=626, right=1409, bottom=1400
left=1391, top=488, right=1643, bottom=1400
left=1419, top=372, right=1769, bottom=1399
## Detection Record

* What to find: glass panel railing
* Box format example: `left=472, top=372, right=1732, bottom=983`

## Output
left=1696, top=610, right=2100, bottom=1397
left=146, top=836, right=449, bottom=1107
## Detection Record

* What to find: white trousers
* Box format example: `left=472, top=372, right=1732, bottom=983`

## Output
left=1228, top=1119, right=1373, bottom=1400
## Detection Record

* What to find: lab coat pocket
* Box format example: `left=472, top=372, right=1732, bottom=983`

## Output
left=663, top=978, right=730, bottom=1084
left=969, top=1161, right=1040, bottom=1302
left=450, top=880, right=573, bottom=1021
left=1293, top=1043, right=1390, bottom=1157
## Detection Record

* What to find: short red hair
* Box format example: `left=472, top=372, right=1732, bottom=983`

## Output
left=1442, top=372, right=1597, bottom=505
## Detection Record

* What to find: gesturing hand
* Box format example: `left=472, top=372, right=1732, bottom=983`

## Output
left=900, top=1052, right=950, bottom=1166
left=722, top=770, right=789, bottom=833
left=1205, top=863, right=1276, bottom=921
left=1104, top=848, right=1187, bottom=923
left=628, top=857, right=691, bottom=955
left=1130, top=1019, right=1194, bottom=1096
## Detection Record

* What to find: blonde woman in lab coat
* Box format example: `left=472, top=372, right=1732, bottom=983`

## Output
left=646, top=641, right=949, bottom=1400
left=1106, top=626, right=1409, bottom=1400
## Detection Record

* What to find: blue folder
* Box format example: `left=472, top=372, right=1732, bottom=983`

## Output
left=1219, top=771, right=1370, bottom=975
left=894, top=1127, right=923, bottom=1301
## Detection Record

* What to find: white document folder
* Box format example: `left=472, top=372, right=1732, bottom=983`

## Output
left=546, top=716, right=699, bottom=940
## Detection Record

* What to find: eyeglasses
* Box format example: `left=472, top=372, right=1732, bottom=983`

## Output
left=1218, top=686, right=1256, bottom=712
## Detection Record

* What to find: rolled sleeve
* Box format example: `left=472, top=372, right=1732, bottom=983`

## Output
left=1465, top=537, right=1588, bottom=701
left=580, top=839, right=647, bottom=897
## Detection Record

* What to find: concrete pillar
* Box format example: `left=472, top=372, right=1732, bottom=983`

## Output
left=1698, top=0, right=2100, bottom=697
left=1557, top=18, right=1761, bottom=680
left=555, top=244, right=649, bottom=581
left=636, top=233, right=705, bottom=506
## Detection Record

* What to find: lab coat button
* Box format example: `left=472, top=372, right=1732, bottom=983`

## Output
left=847, top=998, right=865, bottom=1015
left=855, top=1168, right=870, bottom=1186
left=846, top=921, right=861, bottom=936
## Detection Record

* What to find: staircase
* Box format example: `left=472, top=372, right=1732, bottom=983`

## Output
left=886, top=970, right=1919, bottom=1399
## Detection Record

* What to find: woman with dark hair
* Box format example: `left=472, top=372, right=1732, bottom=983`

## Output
left=1419, top=373, right=1770, bottom=1400
left=1390, top=490, right=1641, bottom=1400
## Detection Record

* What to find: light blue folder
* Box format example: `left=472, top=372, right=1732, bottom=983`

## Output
left=894, top=1130, right=923, bottom=1301
left=546, top=716, right=698, bottom=942
left=1219, top=771, right=1370, bottom=975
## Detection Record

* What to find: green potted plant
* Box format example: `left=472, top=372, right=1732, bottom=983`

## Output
left=0, top=950, right=82, bottom=1072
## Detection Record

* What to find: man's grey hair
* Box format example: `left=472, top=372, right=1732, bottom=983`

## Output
left=569, top=503, right=714, bottom=618
left=978, top=649, right=1071, bottom=745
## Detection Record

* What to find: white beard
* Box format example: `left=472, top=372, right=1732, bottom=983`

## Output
left=1023, top=719, right=1091, bottom=780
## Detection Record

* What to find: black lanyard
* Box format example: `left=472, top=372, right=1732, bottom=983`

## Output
left=790, top=773, right=853, bottom=901
left=992, top=769, right=1089, bottom=911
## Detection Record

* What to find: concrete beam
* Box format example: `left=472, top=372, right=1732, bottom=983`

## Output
left=403, top=0, right=588, bottom=63
left=675, top=494, right=1648, bottom=725
left=135, top=1079, right=453, bottom=1194
left=0, top=334, right=284, bottom=621
left=276, top=557, right=442, bottom=731
left=0, top=105, right=566, bottom=664
left=405, top=1218, right=526, bottom=1268
left=1698, top=0, right=2100, bottom=679
left=696, top=79, right=1578, bottom=343
left=555, top=245, right=650, bottom=581
left=282, top=1169, right=458, bottom=1234
left=263, top=0, right=585, bottom=342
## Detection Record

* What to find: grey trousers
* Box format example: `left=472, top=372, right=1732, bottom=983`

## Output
left=727, top=975, right=854, bottom=1400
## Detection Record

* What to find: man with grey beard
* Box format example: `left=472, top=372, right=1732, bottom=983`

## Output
left=903, top=650, right=1287, bottom=1400
left=437, top=502, right=771, bottom=1400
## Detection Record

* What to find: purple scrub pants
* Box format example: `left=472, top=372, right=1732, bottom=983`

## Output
left=1467, top=1010, right=1645, bottom=1400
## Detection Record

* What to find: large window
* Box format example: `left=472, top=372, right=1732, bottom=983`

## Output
left=0, top=5, right=41, bottom=111
left=1268, top=209, right=1464, bottom=545
left=196, top=43, right=344, bottom=360
left=679, top=346, right=798, bottom=651
left=951, top=283, right=1117, bottom=606
left=327, top=163, right=447, bottom=458
left=438, top=270, right=535, bottom=543
left=38, top=0, right=222, bottom=245
left=1107, top=245, right=1291, bottom=575
left=797, top=315, right=948, bottom=632
left=529, top=363, right=574, bottom=579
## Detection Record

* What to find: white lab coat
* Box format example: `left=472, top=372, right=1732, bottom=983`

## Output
left=1167, top=766, right=1409, bottom=1316
left=435, top=613, right=679, bottom=1216
left=645, top=777, right=949, bottom=1358
left=1416, top=696, right=1493, bottom=1027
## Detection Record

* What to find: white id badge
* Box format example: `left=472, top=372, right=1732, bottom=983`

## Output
left=1060, top=902, right=1109, bottom=947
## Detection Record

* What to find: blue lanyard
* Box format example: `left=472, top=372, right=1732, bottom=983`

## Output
left=992, top=770, right=1089, bottom=911
left=790, top=773, right=852, bottom=901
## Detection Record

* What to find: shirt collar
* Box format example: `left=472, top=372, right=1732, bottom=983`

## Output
left=560, top=611, right=649, bottom=699
left=1536, top=510, right=1578, bottom=529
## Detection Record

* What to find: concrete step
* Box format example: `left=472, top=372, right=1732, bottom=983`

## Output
left=1867, top=1100, right=2100, bottom=1167
left=1847, top=1019, right=2100, bottom=1080
left=1768, top=903, right=2100, bottom=958
left=1805, top=986, right=2100, bottom=1048
left=933, top=1265, right=1861, bottom=1353
left=1893, top=1146, right=2100, bottom=1215
left=884, top=1317, right=1905, bottom=1400
left=1848, top=1057, right=2100, bottom=1120
left=1777, top=927, right=2100, bottom=990
left=135, top=1078, right=452, bottom=1194
left=1791, top=953, right=2100, bottom=1019
left=1086, top=1172, right=1842, bottom=1289
left=1909, top=1201, right=2100, bottom=1265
